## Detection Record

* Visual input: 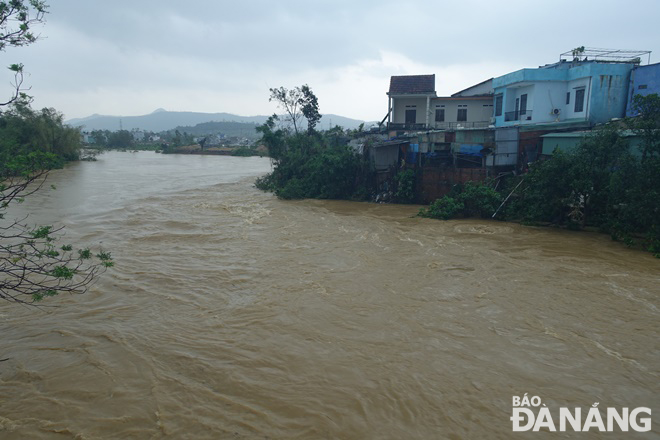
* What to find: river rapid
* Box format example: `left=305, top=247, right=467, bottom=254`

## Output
left=0, top=151, right=658, bottom=439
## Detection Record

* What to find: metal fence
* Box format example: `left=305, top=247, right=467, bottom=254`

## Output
left=504, top=110, right=533, bottom=122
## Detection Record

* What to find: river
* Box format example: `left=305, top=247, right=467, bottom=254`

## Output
left=1, top=151, right=658, bottom=439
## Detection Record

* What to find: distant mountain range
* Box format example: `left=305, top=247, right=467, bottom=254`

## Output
left=66, top=109, right=372, bottom=133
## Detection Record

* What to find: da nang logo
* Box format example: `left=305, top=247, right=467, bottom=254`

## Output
left=511, top=394, right=652, bottom=432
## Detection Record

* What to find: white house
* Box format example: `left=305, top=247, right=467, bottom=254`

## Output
left=386, top=75, right=493, bottom=132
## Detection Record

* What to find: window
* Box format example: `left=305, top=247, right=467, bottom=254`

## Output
left=566, top=92, right=570, bottom=105
left=457, top=108, right=467, bottom=122
left=495, top=95, right=503, bottom=116
left=639, top=84, right=648, bottom=90
left=435, top=108, right=445, bottom=122
left=574, top=88, right=585, bottom=112
left=520, top=94, right=528, bottom=114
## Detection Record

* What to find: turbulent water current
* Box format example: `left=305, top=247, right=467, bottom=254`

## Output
left=0, top=151, right=658, bottom=439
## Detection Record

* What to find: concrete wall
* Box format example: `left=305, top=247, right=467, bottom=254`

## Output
left=587, top=64, right=631, bottom=124
left=391, top=96, right=431, bottom=124
left=430, top=97, right=493, bottom=127
left=626, top=62, right=660, bottom=116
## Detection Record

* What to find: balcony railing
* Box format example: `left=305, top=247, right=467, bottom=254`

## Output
left=433, top=121, right=491, bottom=129
left=504, top=110, right=533, bottom=122
left=388, top=121, right=491, bottom=131
left=387, top=122, right=428, bottom=131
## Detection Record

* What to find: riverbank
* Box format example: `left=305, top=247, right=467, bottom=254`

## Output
left=162, top=144, right=266, bottom=157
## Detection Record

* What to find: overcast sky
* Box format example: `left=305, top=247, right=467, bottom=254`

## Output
left=3, top=0, right=660, bottom=122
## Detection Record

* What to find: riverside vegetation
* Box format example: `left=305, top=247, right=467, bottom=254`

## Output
left=255, top=85, right=373, bottom=200
left=420, top=94, right=660, bottom=257
left=256, top=88, right=660, bottom=257
left=1, top=0, right=113, bottom=305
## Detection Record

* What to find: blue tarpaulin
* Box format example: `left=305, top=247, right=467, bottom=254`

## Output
left=458, top=144, right=483, bottom=156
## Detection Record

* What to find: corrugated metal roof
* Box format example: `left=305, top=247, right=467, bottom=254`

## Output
left=541, top=129, right=637, bottom=138
left=388, top=75, right=435, bottom=95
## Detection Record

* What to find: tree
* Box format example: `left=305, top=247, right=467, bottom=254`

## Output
left=0, top=1, right=114, bottom=304
left=0, top=0, right=48, bottom=107
left=255, top=114, right=286, bottom=161
left=1, top=154, right=113, bottom=304
left=300, top=84, right=321, bottom=134
left=627, top=93, right=660, bottom=159
left=269, top=84, right=321, bottom=135
left=107, top=129, right=134, bottom=148
left=256, top=87, right=372, bottom=201
left=269, top=86, right=304, bottom=134
left=0, top=104, right=82, bottom=162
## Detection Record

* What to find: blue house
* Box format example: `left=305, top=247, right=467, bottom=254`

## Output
left=492, top=59, right=636, bottom=128
left=626, top=62, right=660, bottom=116
left=486, top=49, right=652, bottom=169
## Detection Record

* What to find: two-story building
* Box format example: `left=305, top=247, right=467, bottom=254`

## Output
left=489, top=49, right=650, bottom=168
left=386, top=75, right=493, bottom=133
left=493, top=59, right=635, bottom=127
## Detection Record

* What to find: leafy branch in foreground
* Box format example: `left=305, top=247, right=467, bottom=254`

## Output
left=1, top=153, right=113, bottom=305
left=0, top=0, right=49, bottom=107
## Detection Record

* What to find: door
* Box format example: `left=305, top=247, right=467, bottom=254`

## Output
left=514, top=98, right=520, bottom=121
left=405, top=109, right=417, bottom=125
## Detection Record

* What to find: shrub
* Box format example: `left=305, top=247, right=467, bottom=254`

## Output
left=419, top=181, right=501, bottom=220
left=457, top=181, right=502, bottom=218
left=419, top=196, right=463, bottom=220
left=394, top=169, right=416, bottom=203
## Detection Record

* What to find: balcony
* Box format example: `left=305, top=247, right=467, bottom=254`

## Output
left=504, top=110, right=533, bottom=122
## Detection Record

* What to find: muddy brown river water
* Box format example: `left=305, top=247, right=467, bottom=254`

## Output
left=0, top=151, right=658, bottom=439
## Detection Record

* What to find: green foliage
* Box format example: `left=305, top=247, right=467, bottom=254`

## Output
left=493, top=99, right=660, bottom=256
left=231, top=146, right=260, bottom=157
left=50, top=265, right=75, bottom=280
left=269, top=84, right=321, bottom=135
left=394, top=169, right=416, bottom=203
left=256, top=85, right=373, bottom=201
left=256, top=133, right=370, bottom=200
left=0, top=1, right=116, bottom=304
left=300, top=84, right=321, bottom=133
left=419, top=196, right=463, bottom=220
left=0, top=0, right=48, bottom=51
left=0, top=105, right=82, bottom=169
left=458, top=181, right=502, bottom=218
left=106, top=130, right=134, bottom=148
left=502, top=126, right=633, bottom=228
left=0, top=0, right=48, bottom=106
left=1, top=171, right=115, bottom=304
left=97, top=251, right=114, bottom=267
left=629, top=93, right=660, bottom=159
left=419, top=181, right=501, bottom=220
